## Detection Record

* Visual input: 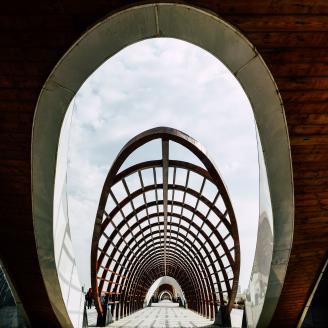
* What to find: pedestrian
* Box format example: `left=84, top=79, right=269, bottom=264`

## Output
left=85, top=288, right=93, bottom=309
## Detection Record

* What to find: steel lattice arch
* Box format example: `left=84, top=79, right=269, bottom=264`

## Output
left=91, top=127, right=240, bottom=323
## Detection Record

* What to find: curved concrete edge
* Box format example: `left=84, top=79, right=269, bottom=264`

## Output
left=235, top=56, right=294, bottom=327
left=31, top=3, right=294, bottom=327
left=158, top=291, right=173, bottom=301
left=32, top=83, right=75, bottom=327
left=144, top=276, right=186, bottom=306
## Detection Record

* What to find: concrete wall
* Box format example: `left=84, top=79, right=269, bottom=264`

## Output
left=53, top=103, right=84, bottom=327
left=245, top=130, right=274, bottom=326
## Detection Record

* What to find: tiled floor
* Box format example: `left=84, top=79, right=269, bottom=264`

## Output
left=87, top=301, right=215, bottom=327
left=107, top=301, right=214, bottom=328
left=87, top=307, right=98, bottom=326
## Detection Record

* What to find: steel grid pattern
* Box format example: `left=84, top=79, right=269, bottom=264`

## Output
left=91, top=127, right=240, bottom=322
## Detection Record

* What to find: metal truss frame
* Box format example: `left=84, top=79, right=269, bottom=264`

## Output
left=91, top=127, right=240, bottom=322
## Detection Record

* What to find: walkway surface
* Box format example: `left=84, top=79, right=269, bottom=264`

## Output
left=108, top=301, right=214, bottom=328
left=87, top=307, right=98, bottom=326
left=87, top=301, right=215, bottom=327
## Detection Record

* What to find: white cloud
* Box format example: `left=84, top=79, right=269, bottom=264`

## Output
left=67, top=38, right=259, bottom=290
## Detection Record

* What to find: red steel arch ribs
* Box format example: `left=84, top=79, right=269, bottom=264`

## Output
left=91, top=127, right=240, bottom=322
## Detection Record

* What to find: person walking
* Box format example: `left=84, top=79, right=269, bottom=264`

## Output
left=85, top=288, right=93, bottom=309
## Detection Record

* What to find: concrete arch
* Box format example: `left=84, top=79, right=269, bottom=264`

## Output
left=145, top=276, right=185, bottom=306
left=159, top=291, right=173, bottom=301
left=31, top=3, right=293, bottom=327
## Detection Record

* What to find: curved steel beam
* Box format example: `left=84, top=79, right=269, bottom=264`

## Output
left=91, top=127, right=240, bottom=319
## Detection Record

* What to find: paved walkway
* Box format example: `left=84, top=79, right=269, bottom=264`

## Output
left=107, top=301, right=214, bottom=328
left=87, top=301, right=215, bottom=327
left=86, top=307, right=98, bottom=327
left=86, top=301, right=243, bottom=327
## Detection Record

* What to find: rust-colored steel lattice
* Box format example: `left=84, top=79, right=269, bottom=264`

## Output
left=91, top=127, right=240, bottom=322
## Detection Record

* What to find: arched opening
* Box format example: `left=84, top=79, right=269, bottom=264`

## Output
left=157, top=285, right=174, bottom=303
left=91, top=127, right=240, bottom=325
left=159, top=292, right=172, bottom=301
left=32, top=3, right=293, bottom=327
left=145, top=276, right=186, bottom=307
left=68, top=37, right=258, bottom=300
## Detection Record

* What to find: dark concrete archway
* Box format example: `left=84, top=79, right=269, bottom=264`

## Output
left=1, top=1, right=327, bottom=327
left=31, top=4, right=292, bottom=326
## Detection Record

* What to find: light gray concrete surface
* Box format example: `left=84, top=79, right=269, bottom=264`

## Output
left=87, top=301, right=245, bottom=328
left=106, top=301, right=214, bottom=328
left=86, top=307, right=98, bottom=327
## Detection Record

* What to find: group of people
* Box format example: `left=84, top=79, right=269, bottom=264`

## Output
left=85, top=288, right=109, bottom=310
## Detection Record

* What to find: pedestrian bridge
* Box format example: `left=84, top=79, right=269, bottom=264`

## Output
left=1, top=1, right=328, bottom=327
left=86, top=301, right=244, bottom=328
left=90, top=128, right=240, bottom=326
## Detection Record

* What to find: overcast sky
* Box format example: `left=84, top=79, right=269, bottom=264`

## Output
left=67, top=38, right=259, bottom=291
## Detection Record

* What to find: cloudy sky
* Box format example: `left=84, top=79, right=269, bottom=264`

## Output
left=67, top=38, right=259, bottom=291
